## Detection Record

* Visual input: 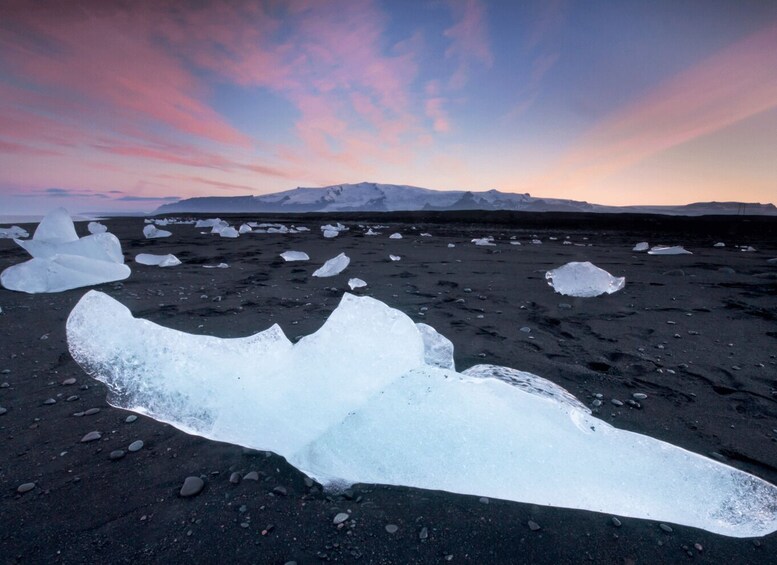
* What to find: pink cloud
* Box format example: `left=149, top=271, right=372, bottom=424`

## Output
left=444, top=0, right=494, bottom=89
left=541, top=22, right=777, bottom=190
left=425, top=98, right=451, bottom=133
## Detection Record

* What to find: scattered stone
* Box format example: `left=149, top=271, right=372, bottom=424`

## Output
left=479, top=496, right=490, bottom=504
left=84, top=408, right=100, bottom=416
left=272, top=486, right=288, bottom=496
left=229, top=472, right=241, bottom=485
left=0, top=382, right=9, bottom=388
left=0, top=407, right=6, bottom=415
left=611, top=517, right=622, bottom=527
left=528, top=520, right=541, bottom=531
left=419, top=526, right=429, bottom=540
left=385, top=524, right=399, bottom=534
left=17, top=482, right=35, bottom=494
left=109, top=449, right=126, bottom=461
left=80, top=431, right=101, bottom=443
left=66, top=395, right=79, bottom=402
left=125, top=415, right=138, bottom=423
left=519, top=327, right=531, bottom=333
left=659, top=523, right=673, bottom=533
left=180, top=476, right=205, bottom=497
left=611, top=399, right=623, bottom=407
left=632, top=393, right=648, bottom=400
left=128, top=440, right=144, bottom=452
left=62, top=378, right=77, bottom=385
left=333, top=512, right=350, bottom=525
left=694, top=543, right=703, bottom=552
left=43, top=398, right=56, bottom=405
left=244, top=471, right=259, bottom=481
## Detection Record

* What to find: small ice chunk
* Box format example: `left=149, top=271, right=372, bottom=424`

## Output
left=321, top=222, right=348, bottom=233
left=280, top=251, right=309, bottom=262
left=348, top=278, right=367, bottom=290
left=135, top=253, right=181, bottom=267
left=648, top=246, right=692, bottom=255
left=323, top=229, right=339, bottom=238
left=447, top=243, right=456, bottom=248
left=741, top=246, right=756, bottom=252
left=313, top=253, right=350, bottom=277
left=0, top=226, right=29, bottom=239
left=509, top=241, right=521, bottom=246
left=389, top=233, right=402, bottom=239
left=238, top=224, right=253, bottom=234
left=389, top=255, right=401, bottom=261
left=472, top=237, right=495, bottom=246
left=365, top=228, right=379, bottom=236
left=203, top=263, right=229, bottom=269
left=633, top=242, right=649, bottom=252
left=87, top=222, right=107, bottom=234
left=545, top=262, right=625, bottom=298
left=219, top=227, right=239, bottom=238
left=714, top=242, right=725, bottom=248
left=195, top=218, right=222, bottom=228
left=143, top=225, right=172, bottom=239
left=531, top=239, right=542, bottom=244
left=421, top=233, right=432, bottom=237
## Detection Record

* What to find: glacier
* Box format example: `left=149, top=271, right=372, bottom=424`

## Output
left=1, top=208, right=130, bottom=293
left=66, top=291, right=777, bottom=538
left=545, top=262, right=625, bottom=297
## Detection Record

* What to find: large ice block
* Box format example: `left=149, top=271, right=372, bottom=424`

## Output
left=545, top=262, right=625, bottom=297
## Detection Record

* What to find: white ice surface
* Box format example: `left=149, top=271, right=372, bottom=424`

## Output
left=633, top=242, right=649, bottom=252
left=66, top=291, right=777, bottom=537
left=88, top=222, right=107, bottom=234
left=648, top=246, right=692, bottom=255
left=219, top=227, right=239, bottom=238
left=135, top=253, right=181, bottom=267
left=472, top=237, right=495, bottom=246
left=0, top=226, right=29, bottom=239
left=348, top=278, right=367, bottom=290
left=389, top=233, right=402, bottom=239
left=322, top=229, right=339, bottom=238
left=545, top=262, right=625, bottom=297
left=312, top=253, right=350, bottom=277
left=143, top=225, right=172, bottom=239
left=389, top=255, right=401, bottom=261
left=280, top=251, right=310, bottom=262
left=1, top=209, right=130, bottom=293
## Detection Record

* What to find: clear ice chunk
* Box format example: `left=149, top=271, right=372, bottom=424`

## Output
left=322, top=229, right=339, bottom=238
left=280, top=251, right=310, bottom=262
left=312, top=253, right=350, bottom=277
left=143, top=225, right=172, bottom=239
left=135, top=253, right=181, bottom=267
left=415, top=322, right=455, bottom=370
left=389, top=233, right=402, bottom=239
left=633, top=242, right=649, bottom=252
left=648, top=246, right=692, bottom=255
left=545, top=262, right=625, bottom=297
left=88, top=221, right=108, bottom=234
left=472, top=237, right=495, bottom=246
left=66, top=291, right=777, bottom=537
left=0, top=226, right=29, bottom=239
left=348, top=277, right=367, bottom=290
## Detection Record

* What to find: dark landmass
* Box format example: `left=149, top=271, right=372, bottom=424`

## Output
left=1, top=211, right=776, bottom=564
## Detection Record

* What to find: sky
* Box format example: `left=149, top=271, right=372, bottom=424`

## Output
left=1, top=0, right=776, bottom=215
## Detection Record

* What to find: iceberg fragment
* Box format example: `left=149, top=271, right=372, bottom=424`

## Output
left=203, top=263, right=229, bottom=269
left=143, top=225, right=172, bottom=239
left=648, top=246, right=692, bottom=255
left=88, top=222, right=107, bottom=234
left=633, top=242, right=649, bottom=252
left=545, top=262, right=625, bottom=298
left=312, top=253, right=350, bottom=277
left=322, top=229, right=339, bottom=238
left=714, top=242, right=725, bottom=248
left=135, top=253, right=181, bottom=267
left=348, top=277, right=367, bottom=290
left=389, top=233, right=402, bottom=239
left=0, top=225, right=29, bottom=239
left=238, top=224, right=253, bottom=234
left=1, top=208, right=129, bottom=293
left=389, top=255, right=401, bottom=261
left=472, top=237, right=495, bottom=246
left=66, top=291, right=777, bottom=538
left=280, top=251, right=310, bottom=262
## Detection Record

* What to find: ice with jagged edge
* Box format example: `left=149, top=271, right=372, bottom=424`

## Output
left=313, top=253, right=350, bottom=277
left=545, top=262, right=625, bottom=298
left=88, top=222, right=107, bottom=234
left=280, top=251, right=309, bottom=262
left=348, top=278, right=367, bottom=290
left=1, top=208, right=130, bottom=293
left=143, top=225, right=172, bottom=239
left=633, top=242, right=649, bottom=252
left=135, top=253, right=181, bottom=267
left=66, top=291, right=777, bottom=537
left=649, top=245, right=692, bottom=255
left=0, top=226, right=29, bottom=239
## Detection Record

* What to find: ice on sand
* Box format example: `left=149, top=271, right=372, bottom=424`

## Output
left=348, top=278, right=367, bottom=290
left=143, top=225, right=172, bottom=239
left=389, top=233, right=402, bottom=239
left=472, top=237, right=495, bottom=246
left=648, top=246, right=692, bottom=255
left=66, top=291, right=777, bottom=538
left=632, top=242, right=649, bottom=252
left=545, top=262, right=625, bottom=297
left=88, top=222, right=107, bottom=234
left=1, top=208, right=130, bottom=293
left=312, top=253, right=350, bottom=277
left=135, top=253, right=181, bottom=267
left=389, top=255, right=401, bottom=261
left=0, top=226, right=29, bottom=239
left=280, top=251, right=310, bottom=262
left=322, top=229, right=339, bottom=238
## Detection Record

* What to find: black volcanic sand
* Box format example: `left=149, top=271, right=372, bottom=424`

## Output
left=1, top=211, right=776, bottom=564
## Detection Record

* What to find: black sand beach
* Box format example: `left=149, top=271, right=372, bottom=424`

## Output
left=1, top=211, right=776, bottom=564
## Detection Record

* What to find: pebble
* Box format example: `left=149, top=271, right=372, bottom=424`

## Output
left=694, top=543, right=703, bottom=552
left=479, top=497, right=489, bottom=504
left=272, top=486, right=288, bottom=496
left=125, top=415, right=138, bottom=423
left=84, top=408, right=100, bottom=416
left=43, top=398, right=56, bottom=405
left=180, top=476, right=205, bottom=497
left=80, top=431, right=101, bottom=443
left=419, top=526, right=429, bottom=540
left=0, top=407, right=7, bottom=415
left=109, top=450, right=126, bottom=461
left=244, top=471, right=259, bottom=481
left=62, top=378, right=77, bottom=385
left=128, top=440, right=144, bottom=452
left=632, top=393, right=647, bottom=400
left=519, top=327, right=531, bottom=333
left=385, top=524, right=399, bottom=534
left=66, top=395, right=79, bottom=402
left=333, top=512, right=350, bottom=525
left=0, top=382, right=9, bottom=388
left=611, top=399, right=623, bottom=407
left=591, top=399, right=602, bottom=407
left=229, top=472, right=241, bottom=484
left=659, top=523, right=673, bottom=533
left=528, top=520, right=541, bottom=531
left=17, top=482, right=35, bottom=494
left=611, top=517, right=622, bottom=527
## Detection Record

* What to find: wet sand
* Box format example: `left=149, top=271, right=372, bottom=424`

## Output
left=1, top=211, right=776, bottom=564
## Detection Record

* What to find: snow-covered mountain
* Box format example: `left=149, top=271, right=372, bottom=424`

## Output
left=154, top=182, right=777, bottom=216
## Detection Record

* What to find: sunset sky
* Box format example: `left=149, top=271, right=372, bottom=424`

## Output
left=1, top=0, right=776, bottom=215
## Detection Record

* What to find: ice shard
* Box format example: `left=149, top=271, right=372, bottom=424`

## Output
left=66, top=291, right=777, bottom=537
left=312, top=253, right=350, bottom=277
left=348, top=278, right=367, bottom=290
left=545, top=262, right=625, bottom=298
left=143, top=225, right=172, bottom=239
left=280, top=251, right=310, bottom=262
left=88, top=222, right=108, bottom=234
left=135, top=253, right=181, bottom=267
left=648, top=246, right=692, bottom=255
left=1, top=208, right=129, bottom=293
